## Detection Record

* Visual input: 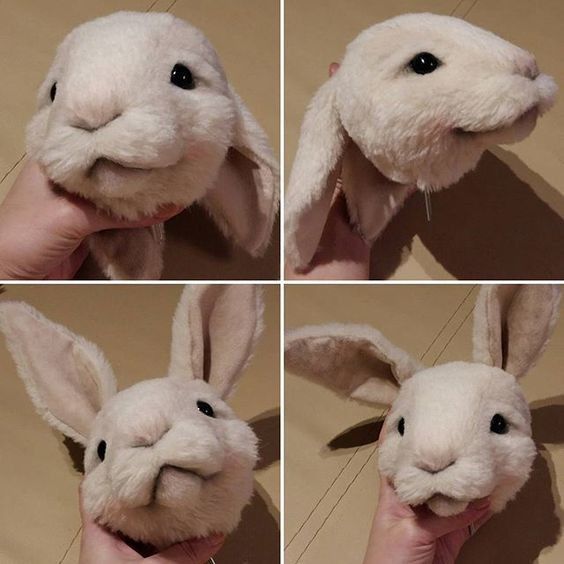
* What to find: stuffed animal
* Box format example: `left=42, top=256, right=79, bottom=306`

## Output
left=285, top=13, right=557, bottom=269
left=0, top=284, right=263, bottom=548
left=285, top=285, right=560, bottom=517
left=26, top=11, right=279, bottom=279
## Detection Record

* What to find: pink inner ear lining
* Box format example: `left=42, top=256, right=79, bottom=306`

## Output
left=478, top=285, right=560, bottom=378
left=285, top=323, right=422, bottom=406
left=175, top=285, right=261, bottom=399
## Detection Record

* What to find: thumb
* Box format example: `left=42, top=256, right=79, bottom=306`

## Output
left=418, top=498, right=491, bottom=538
left=149, top=534, right=225, bottom=564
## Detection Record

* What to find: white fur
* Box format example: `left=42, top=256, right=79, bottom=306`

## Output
left=0, top=284, right=263, bottom=547
left=285, top=13, right=558, bottom=268
left=285, top=285, right=560, bottom=517
left=378, top=362, right=535, bottom=516
left=27, top=12, right=279, bottom=279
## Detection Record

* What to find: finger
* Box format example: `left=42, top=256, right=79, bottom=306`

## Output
left=473, top=509, right=493, bottom=532
left=329, top=62, right=340, bottom=77
left=78, top=486, right=139, bottom=559
left=89, top=203, right=184, bottom=232
left=419, top=498, right=491, bottom=538
left=376, top=473, right=397, bottom=506
left=45, top=241, right=89, bottom=280
left=149, top=534, right=225, bottom=564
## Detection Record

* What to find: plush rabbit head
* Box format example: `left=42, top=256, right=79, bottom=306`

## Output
left=0, top=285, right=263, bottom=547
left=285, top=285, right=560, bottom=517
left=286, top=13, right=557, bottom=267
left=27, top=11, right=278, bottom=258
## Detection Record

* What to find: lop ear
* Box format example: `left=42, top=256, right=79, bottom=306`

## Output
left=473, top=284, right=561, bottom=378
left=340, top=143, right=416, bottom=242
left=285, top=324, right=423, bottom=406
left=169, top=285, right=264, bottom=398
left=0, top=302, right=117, bottom=445
left=202, top=87, right=279, bottom=257
left=285, top=79, right=347, bottom=268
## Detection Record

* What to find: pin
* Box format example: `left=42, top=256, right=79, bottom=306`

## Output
left=151, top=223, right=165, bottom=244
left=424, top=189, right=432, bottom=222
left=208, top=558, right=217, bottom=564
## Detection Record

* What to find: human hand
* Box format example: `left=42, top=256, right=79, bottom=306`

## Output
left=79, top=492, right=224, bottom=564
left=363, top=423, right=492, bottom=564
left=285, top=62, right=370, bottom=280
left=0, top=160, right=182, bottom=279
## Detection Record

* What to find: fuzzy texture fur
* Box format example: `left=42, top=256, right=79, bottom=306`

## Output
left=27, top=12, right=279, bottom=279
left=0, top=284, right=263, bottom=547
left=285, top=285, right=560, bottom=517
left=285, top=13, right=558, bottom=268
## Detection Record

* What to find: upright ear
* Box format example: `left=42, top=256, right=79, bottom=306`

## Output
left=285, top=324, right=423, bottom=406
left=285, top=79, right=347, bottom=268
left=169, top=285, right=264, bottom=398
left=473, top=284, right=561, bottom=378
left=202, top=87, right=279, bottom=257
left=0, top=302, right=117, bottom=445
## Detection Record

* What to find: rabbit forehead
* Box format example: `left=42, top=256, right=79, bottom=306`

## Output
left=348, top=13, right=526, bottom=64
left=49, top=12, right=225, bottom=88
left=96, top=378, right=233, bottom=431
left=395, top=361, right=530, bottom=422
left=60, top=12, right=219, bottom=68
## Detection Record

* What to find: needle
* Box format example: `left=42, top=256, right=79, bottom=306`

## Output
left=424, top=189, right=432, bottom=222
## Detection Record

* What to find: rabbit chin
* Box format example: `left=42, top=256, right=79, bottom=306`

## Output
left=91, top=467, right=254, bottom=548
left=425, top=495, right=469, bottom=517
left=454, top=105, right=539, bottom=147
left=39, top=155, right=215, bottom=220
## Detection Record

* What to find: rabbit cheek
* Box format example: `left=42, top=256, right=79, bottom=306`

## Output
left=489, top=434, right=536, bottom=512
left=377, top=433, right=401, bottom=483
left=81, top=464, right=114, bottom=522
left=25, top=108, right=50, bottom=159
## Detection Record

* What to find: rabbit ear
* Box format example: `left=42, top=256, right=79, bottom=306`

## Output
left=0, top=302, right=117, bottom=445
left=473, top=285, right=561, bottom=378
left=169, top=285, right=264, bottom=398
left=285, top=324, right=423, bottom=406
left=340, top=142, right=416, bottom=242
left=285, top=79, right=347, bottom=268
left=201, top=87, right=279, bottom=257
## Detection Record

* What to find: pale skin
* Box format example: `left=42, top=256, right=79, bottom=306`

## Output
left=363, top=423, right=492, bottom=564
left=79, top=491, right=224, bottom=564
left=285, top=62, right=371, bottom=280
left=0, top=160, right=183, bottom=279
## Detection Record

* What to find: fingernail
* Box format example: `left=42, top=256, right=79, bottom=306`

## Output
left=469, top=497, right=490, bottom=511
left=155, top=204, right=182, bottom=219
left=200, top=533, right=225, bottom=547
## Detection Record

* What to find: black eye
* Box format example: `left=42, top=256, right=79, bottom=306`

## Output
left=97, top=440, right=107, bottom=461
left=490, top=414, right=509, bottom=435
left=50, top=82, right=57, bottom=102
left=171, top=63, right=195, bottom=90
left=197, top=400, right=215, bottom=418
left=397, top=417, right=405, bottom=436
left=408, top=52, right=441, bottom=75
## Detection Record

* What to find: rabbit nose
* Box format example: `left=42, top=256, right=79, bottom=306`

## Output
left=514, top=55, right=539, bottom=80
left=416, top=459, right=456, bottom=474
left=72, top=112, right=122, bottom=132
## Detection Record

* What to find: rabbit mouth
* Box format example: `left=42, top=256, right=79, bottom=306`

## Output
left=424, top=494, right=470, bottom=517
left=147, top=464, right=217, bottom=506
left=87, top=157, right=154, bottom=177
left=453, top=105, right=538, bottom=136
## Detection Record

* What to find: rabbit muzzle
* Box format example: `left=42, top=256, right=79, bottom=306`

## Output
left=108, top=424, right=225, bottom=510
left=450, top=72, right=557, bottom=145
left=392, top=453, right=497, bottom=516
left=36, top=103, right=185, bottom=199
